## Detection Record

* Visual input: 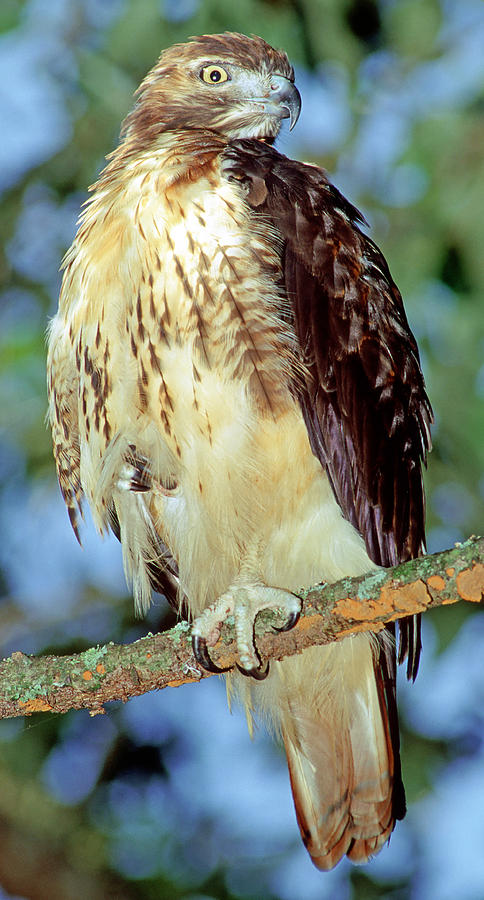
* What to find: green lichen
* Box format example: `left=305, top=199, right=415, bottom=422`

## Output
left=81, top=644, right=108, bottom=669
left=171, top=621, right=191, bottom=644
left=356, top=570, right=388, bottom=600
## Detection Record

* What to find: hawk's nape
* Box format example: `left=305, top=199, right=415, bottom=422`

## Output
left=47, top=32, right=432, bottom=870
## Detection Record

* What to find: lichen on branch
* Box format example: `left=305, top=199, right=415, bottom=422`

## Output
left=0, top=536, right=482, bottom=721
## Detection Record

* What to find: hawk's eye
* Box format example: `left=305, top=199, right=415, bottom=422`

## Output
left=201, top=65, right=229, bottom=84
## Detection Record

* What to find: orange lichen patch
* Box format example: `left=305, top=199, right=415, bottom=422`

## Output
left=427, top=575, right=446, bottom=591
left=95, top=663, right=105, bottom=674
left=456, top=564, right=484, bottom=603
left=146, top=652, right=152, bottom=659
left=335, top=580, right=431, bottom=622
left=446, top=567, right=455, bottom=578
left=82, top=670, right=93, bottom=681
left=335, top=596, right=371, bottom=620
left=19, top=698, right=53, bottom=713
left=295, top=613, right=323, bottom=633
left=166, top=676, right=202, bottom=688
left=379, top=580, right=431, bottom=615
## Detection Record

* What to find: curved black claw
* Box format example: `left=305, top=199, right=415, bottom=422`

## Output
left=236, top=659, right=270, bottom=681
left=272, top=602, right=302, bottom=633
left=192, top=634, right=231, bottom=674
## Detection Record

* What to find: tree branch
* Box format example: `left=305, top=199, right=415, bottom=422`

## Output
left=1, top=537, right=483, bottom=720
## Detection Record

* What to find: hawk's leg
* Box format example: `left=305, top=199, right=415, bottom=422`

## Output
left=191, top=584, right=302, bottom=679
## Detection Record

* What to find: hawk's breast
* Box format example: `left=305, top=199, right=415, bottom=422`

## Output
left=55, top=143, right=372, bottom=613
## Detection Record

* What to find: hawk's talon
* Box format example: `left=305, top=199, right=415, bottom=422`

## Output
left=272, top=603, right=301, bottom=633
left=236, top=659, right=270, bottom=680
left=192, top=634, right=231, bottom=674
left=192, top=583, right=300, bottom=679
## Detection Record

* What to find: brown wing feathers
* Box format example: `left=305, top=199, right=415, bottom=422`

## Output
left=223, top=139, right=432, bottom=678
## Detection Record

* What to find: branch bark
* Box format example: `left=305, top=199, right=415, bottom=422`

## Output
left=1, top=536, right=483, bottom=720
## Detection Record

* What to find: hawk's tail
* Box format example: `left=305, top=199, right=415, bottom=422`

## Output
left=252, top=633, right=404, bottom=869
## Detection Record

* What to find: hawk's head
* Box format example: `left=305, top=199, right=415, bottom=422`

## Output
left=122, top=32, right=301, bottom=147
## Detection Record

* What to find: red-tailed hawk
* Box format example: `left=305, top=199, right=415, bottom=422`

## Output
left=47, top=33, right=432, bottom=869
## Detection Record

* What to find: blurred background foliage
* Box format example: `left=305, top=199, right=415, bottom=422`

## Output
left=0, top=0, right=483, bottom=898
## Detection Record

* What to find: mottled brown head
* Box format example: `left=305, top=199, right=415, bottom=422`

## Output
left=122, top=32, right=300, bottom=149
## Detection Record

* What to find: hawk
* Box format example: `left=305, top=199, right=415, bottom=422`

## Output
left=47, top=33, right=432, bottom=869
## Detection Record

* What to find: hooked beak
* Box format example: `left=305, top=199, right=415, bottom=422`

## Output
left=249, top=75, right=302, bottom=131
left=269, top=75, right=302, bottom=131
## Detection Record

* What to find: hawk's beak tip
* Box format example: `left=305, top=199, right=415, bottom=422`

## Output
left=269, top=75, right=301, bottom=132
left=284, top=85, right=302, bottom=131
